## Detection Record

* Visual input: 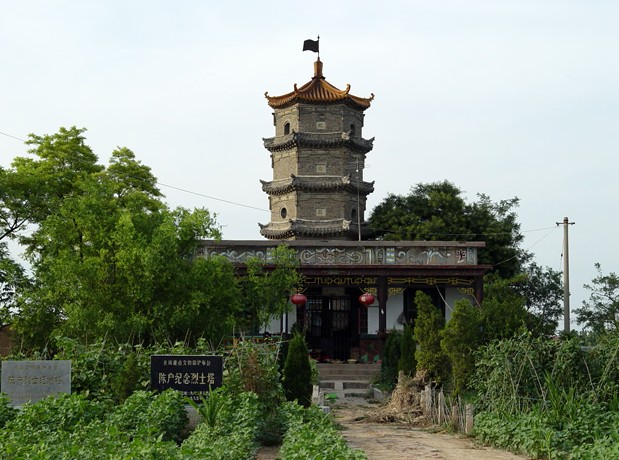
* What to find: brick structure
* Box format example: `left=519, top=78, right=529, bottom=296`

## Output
left=260, top=59, right=375, bottom=240
left=199, top=56, right=490, bottom=361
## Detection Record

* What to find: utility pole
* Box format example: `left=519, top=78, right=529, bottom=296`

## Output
left=556, top=217, right=575, bottom=333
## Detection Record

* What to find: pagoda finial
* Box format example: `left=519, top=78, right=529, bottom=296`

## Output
left=314, top=58, right=323, bottom=78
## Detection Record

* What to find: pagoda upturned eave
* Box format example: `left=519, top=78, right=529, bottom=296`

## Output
left=264, top=59, right=374, bottom=111
left=260, top=175, right=375, bottom=196
left=263, top=132, right=374, bottom=153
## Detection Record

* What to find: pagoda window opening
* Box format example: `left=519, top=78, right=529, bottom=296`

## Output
left=350, top=123, right=356, bottom=136
left=280, top=207, right=287, bottom=219
left=284, top=122, right=291, bottom=135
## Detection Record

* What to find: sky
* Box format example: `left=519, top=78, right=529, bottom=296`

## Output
left=1, top=1, right=617, bottom=329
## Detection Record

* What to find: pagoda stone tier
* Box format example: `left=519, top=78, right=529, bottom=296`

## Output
left=259, top=59, right=375, bottom=241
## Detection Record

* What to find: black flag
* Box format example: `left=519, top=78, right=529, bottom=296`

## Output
left=303, top=39, right=319, bottom=53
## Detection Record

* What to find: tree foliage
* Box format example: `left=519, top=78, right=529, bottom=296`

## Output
left=2, top=127, right=243, bottom=349
left=242, top=245, right=301, bottom=334
left=368, top=181, right=529, bottom=278
left=440, top=299, right=481, bottom=394
left=480, top=274, right=529, bottom=342
left=575, top=263, right=619, bottom=334
left=413, top=291, right=448, bottom=383
left=516, top=262, right=564, bottom=336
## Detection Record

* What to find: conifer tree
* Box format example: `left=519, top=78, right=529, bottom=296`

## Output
left=282, top=333, right=312, bottom=407
left=414, top=291, right=448, bottom=383
left=398, top=324, right=416, bottom=377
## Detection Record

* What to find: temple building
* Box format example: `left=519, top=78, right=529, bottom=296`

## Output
left=199, top=57, right=489, bottom=362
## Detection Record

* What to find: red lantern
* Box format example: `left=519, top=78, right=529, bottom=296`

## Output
left=290, top=293, right=307, bottom=305
left=359, top=292, right=375, bottom=306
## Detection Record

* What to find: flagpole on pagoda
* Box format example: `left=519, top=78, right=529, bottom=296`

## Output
left=303, top=35, right=320, bottom=59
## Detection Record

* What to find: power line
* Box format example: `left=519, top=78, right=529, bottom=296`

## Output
left=157, top=181, right=269, bottom=212
left=0, top=131, right=26, bottom=142
left=0, top=127, right=563, bottom=237
left=1, top=128, right=269, bottom=213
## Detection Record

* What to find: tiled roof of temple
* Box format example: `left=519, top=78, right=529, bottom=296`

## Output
left=265, top=59, right=374, bottom=110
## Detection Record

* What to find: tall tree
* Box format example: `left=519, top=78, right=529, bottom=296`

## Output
left=516, top=262, right=563, bottom=336
left=575, top=263, right=619, bottom=334
left=242, top=245, right=301, bottom=334
left=5, top=127, right=239, bottom=349
left=440, top=299, right=481, bottom=394
left=0, top=244, right=27, bottom=327
left=480, top=274, right=529, bottom=342
left=414, top=291, right=448, bottom=383
left=368, top=181, right=529, bottom=278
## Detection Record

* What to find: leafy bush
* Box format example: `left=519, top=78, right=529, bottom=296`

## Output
left=225, top=338, right=285, bottom=407
left=5, top=393, right=108, bottom=436
left=107, top=389, right=188, bottom=442
left=0, top=393, right=17, bottom=428
left=279, top=402, right=366, bottom=460
left=474, top=410, right=555, bottom=458
left=473, top=333, right=619, bottom=458
left=181, top=390, right=261, bottom=460
left=53, top=338, right=150, bottom=402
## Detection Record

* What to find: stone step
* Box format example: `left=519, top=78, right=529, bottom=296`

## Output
left=317, top=363, right=380, bottom=382
left=319, top=381, right=370, bottom=390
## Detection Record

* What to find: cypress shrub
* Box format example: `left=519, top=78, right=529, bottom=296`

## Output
left=282, top=333, right=312, bottom=407
left=380, top=330, right=402, bottom=387
left=398, top=324, right=416, bottom=377
left=414, top=291, right=448, bottom=383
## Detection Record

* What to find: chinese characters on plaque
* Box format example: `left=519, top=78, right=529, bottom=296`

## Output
left=150, top=355, right=223, bottom=402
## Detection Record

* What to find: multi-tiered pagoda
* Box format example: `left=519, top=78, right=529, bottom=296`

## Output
left=259, top=59, right=375, bottom=240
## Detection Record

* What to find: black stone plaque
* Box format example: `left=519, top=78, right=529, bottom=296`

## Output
left=150, top=355, right=223, bottom=402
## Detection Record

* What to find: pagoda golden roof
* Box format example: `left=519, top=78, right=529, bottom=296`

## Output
left=265, top=59, right=374, bottom=110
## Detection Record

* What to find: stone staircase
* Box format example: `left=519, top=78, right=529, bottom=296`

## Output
left=316, top=363, right=381, bottom=401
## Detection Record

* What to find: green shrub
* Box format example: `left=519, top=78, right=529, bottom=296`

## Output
left=107, top=389, right=188, bottom=442
left=0, top=393, right=17, bottom=428
left=398, top=324, right=416, bottom=377
left=111, top=351, right=141, bottom=403
left=182, top=390, right=261, bottom=460
left=5, top=393, right=108, bottom=436
left=440, top=299, right=481, bottom=395
left=380, top=329, right=402, bottom=387
left=225, top=338, right=285, bottom=408
left=282, top=333, right=312, bottom=407
left=279, top=402, right=366, bottom=459
left=414, top=291, right=448, bottom=383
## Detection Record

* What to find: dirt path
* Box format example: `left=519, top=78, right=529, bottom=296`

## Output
left=255, top=401, right=529, bottom=460
left=333, top=402, right=529, bottom=460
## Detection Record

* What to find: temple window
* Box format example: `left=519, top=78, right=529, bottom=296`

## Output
left=350, top=123, right=356, bottom=136
left=284, top=122, right=290, bottom=135
left=280, top=207, right=287, bottom=219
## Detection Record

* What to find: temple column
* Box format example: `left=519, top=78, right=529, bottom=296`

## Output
left=378, top=276, right=388, bottom=334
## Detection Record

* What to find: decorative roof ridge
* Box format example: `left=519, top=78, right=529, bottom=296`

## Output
left=261, top=175, right=375, bottom=196
left=263, top=132, right=374, bottom=153
left=265, top=59, right=374, bottom=110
